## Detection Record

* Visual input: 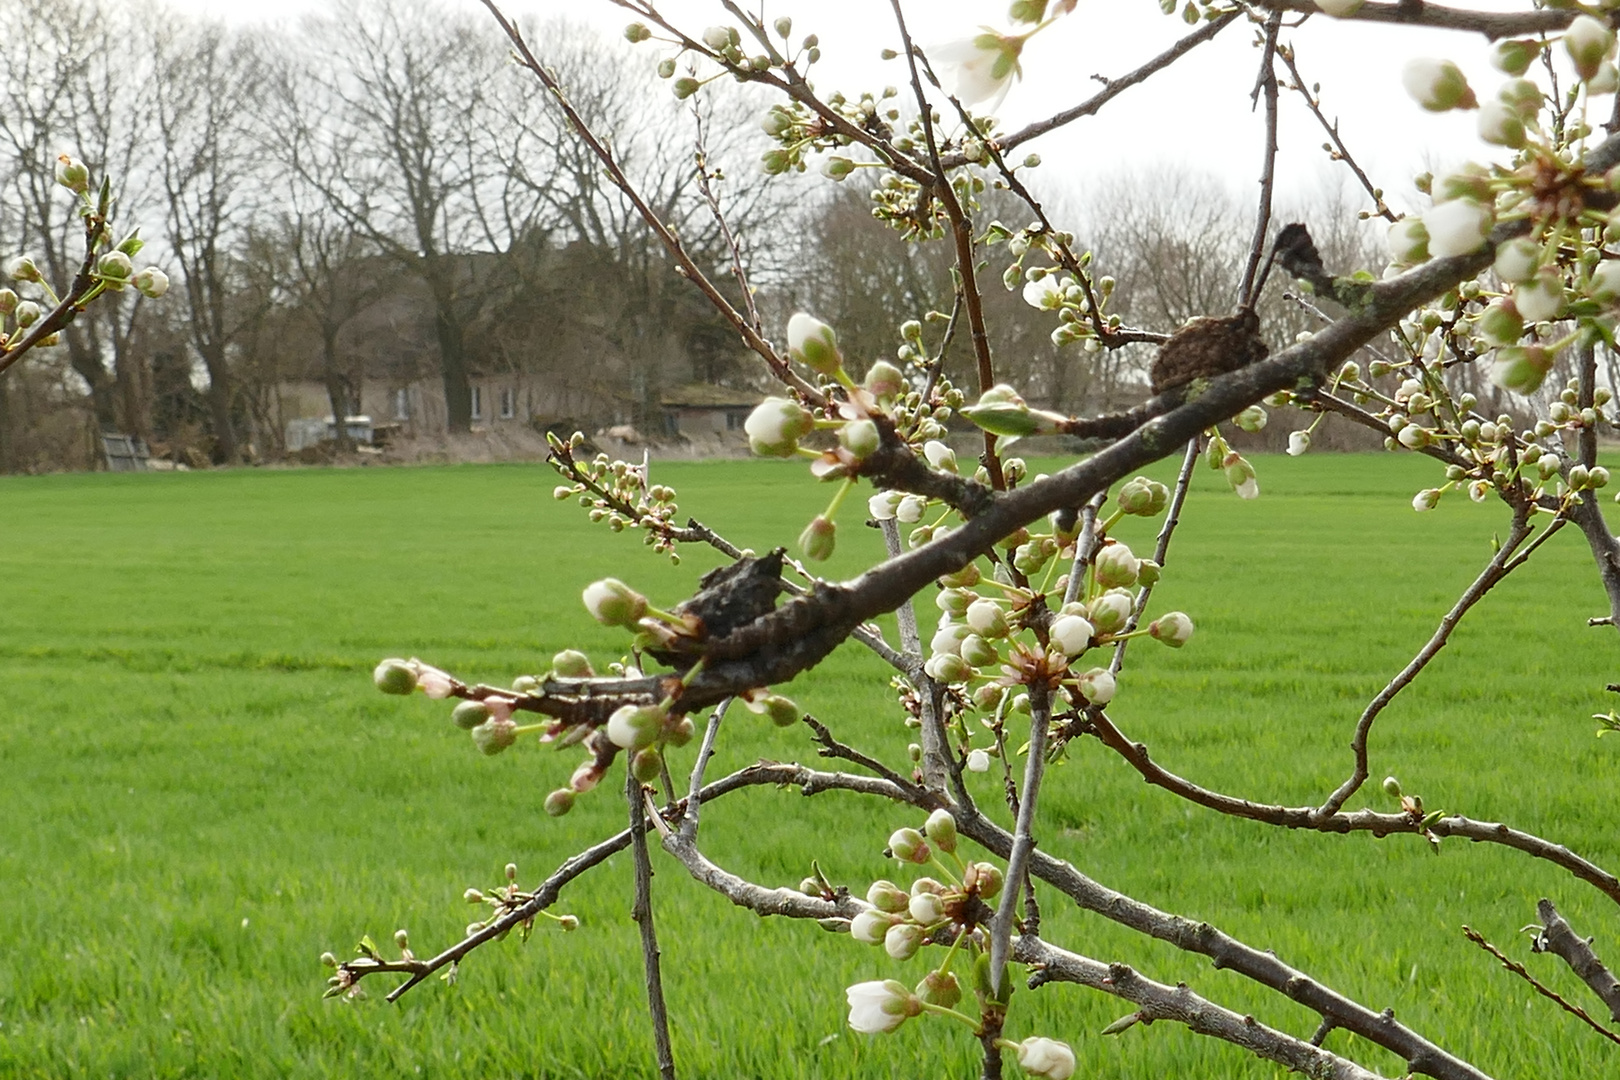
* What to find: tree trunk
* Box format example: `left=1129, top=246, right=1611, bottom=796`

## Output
left=199, top=344, right=238, bottom=463
left=434, top=309, right=472, bottom=434
left=0, top=374, right=15, bottom=473
left=323, top=332, right=354, bottom=453
left=64, top=329, right=118, bottom=431
left=115, top=351, right=151, bottom=445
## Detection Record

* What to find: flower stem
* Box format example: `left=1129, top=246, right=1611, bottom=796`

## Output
left=919, top=1002, right=982, bottom=1030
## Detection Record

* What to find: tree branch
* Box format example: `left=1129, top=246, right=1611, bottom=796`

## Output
left=1534, top=897, right=1620, bottom=1024
left=627, top=773, right=678, bottom=1080
left=1465, top=923, right=1620, bottom=1047
left=1251, top=1, right=1576, bottom=38
left=1019, top=937, right=1393, bottom=1080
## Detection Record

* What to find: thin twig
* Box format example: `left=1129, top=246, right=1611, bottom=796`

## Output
left=1238, top=11, right=1284, bottom=307
left=1464, top=925, right=1620, bottom=1047
left=482, top=1, right=826, bottom=408
left=689, top=104, right=763, bottom=335
left=627, top=771, right=678, bottom=1080
left=679, top=698, right=731, bottom=842
left=882, top=516, right=947, bottom=790
left=1277, top=45, right=1396, bottom=222
left=1249, top=0, right=1575, bottom=37
left=1314, top=511, right=1535, bottom=819
left=1109, top=437, right=1200, bottom=676
left=944, top=12, right=1241, bottom=165
left=989, top=683, right=1051, bottom=1000
left=1534, top=898, right=1620, bottom=1023
left=890, top=0, right=1005, bottom=490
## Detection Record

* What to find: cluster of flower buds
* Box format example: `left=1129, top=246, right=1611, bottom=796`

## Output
left=629, top=13, right=825, bottom=112
left=548, top=431, right=683, bottom=562
left=462, top=861, right=579, bottom=942
left=1278, top=344, right=1607, bottom=515
left=3, top=157, right=167, bottom=356
left=986, top=227, right=1116, bottom=353
left=833, top=810, right=1076, bottom=1077
left=741, top=311, right=967, bottom=562
left=838, top=810, right=1005, bottom=964
left=759, top=86, right=901, bottom=178
left=874, top=473, right=1193, bottom=765
left=1374, top=20, right=1620, bottom=403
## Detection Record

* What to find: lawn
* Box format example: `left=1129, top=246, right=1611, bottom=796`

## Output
left=1, top=452, right=1617, bottom=1078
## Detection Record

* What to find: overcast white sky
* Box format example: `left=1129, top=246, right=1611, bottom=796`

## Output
left=169, top=0, right=1560, bottom=216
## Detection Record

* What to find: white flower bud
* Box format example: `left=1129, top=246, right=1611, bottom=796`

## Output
left=786, top=312, right=843, bottom=376
left=1287, top=430, right=1311, bottom=456
left=1493, top=237, right=1541, bottom=284
left=1489, top=345, right=1554, bottom=395
left=1591, top=261, right=1620, bottom=304
left=55, top=154, right=89, bottom=194
left=1402, top=58, right=1477, bottom=112
left=1387, top=218, right=1429, bottom=265
left=1077, top=667, right=1116, bottom=705
left=845, top=979, right=918, bottom=1033
left=606, top=703, right=663, bottom=750
left=1088, top=589, right=1134, bottom=634
left=1049, top=613, right=1095, bottom=656
left=923, top=440, right=958, bottom=473
left=799, top=515, right=836, bottom=561
left=850, top=909, right=898, bottom=945
left=966, top=748, right=991, bottom=772
left=965, top=598, right=1009, bottom=638
left=1013, top=1036, right=1077, bottom=1080
left=582, top=578, right=647, bottom=627
left=896, top=494, right=927, bottom=523
left=744, top=396, right=814, bottom=457
left=884, top=922, right=925, bottom=960
left=1093, top=543, right=1139, bottom=588
left=839, top=418, right=879, bottom=460
left=907, top=890, right=946, bottom=925
left=868, top=490, right=902, bottom=520
left=373, top=658, right=417, bottom=695
left=7, top=255, right=42, bottom=283
left=1147, top=611, right=1194, bottom=648
left=1513, top=268, right=1564, bottom=324
left=1422, top=199, right=1493, bottom=258
left=1565, top=15, right=1615, bottom=82
left=888, top=827, right=930, bottom=864
left=1477, top=101, right=1526, bottom=148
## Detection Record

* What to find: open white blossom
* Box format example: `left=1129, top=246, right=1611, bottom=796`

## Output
left=930, top=32, right=1023, bottom=108
left=845, top=980, right=917, bottom=1034
left=1022, top=273, right=1064, bottom=310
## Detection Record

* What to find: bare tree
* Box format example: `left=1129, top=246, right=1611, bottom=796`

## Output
left=0, top=0, right=154, bottom=437
left=274, top=0, right=550, bottom=435
left=148, top=18, right=271, bottom=463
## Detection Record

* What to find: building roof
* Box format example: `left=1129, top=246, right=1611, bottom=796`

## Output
left=658, top=383, right=762, bottom=409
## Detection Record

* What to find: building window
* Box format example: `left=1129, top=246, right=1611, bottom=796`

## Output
left=726, top=410, right=744, bottom=431
left=499, top=387, right=516, bottom=420
left=394, top=388, right=409, bottom=421
left=470, top=386, right=483, bottom=420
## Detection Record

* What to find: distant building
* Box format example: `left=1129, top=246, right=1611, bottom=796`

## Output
left=658, top=383, right=760, bottom=438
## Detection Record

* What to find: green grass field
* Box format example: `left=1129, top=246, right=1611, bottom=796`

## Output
left=2, top=453, right=1618, bottom=1078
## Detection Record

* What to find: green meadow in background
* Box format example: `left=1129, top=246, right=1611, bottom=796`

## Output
left=1, top=453, right=1616, bottom=1078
